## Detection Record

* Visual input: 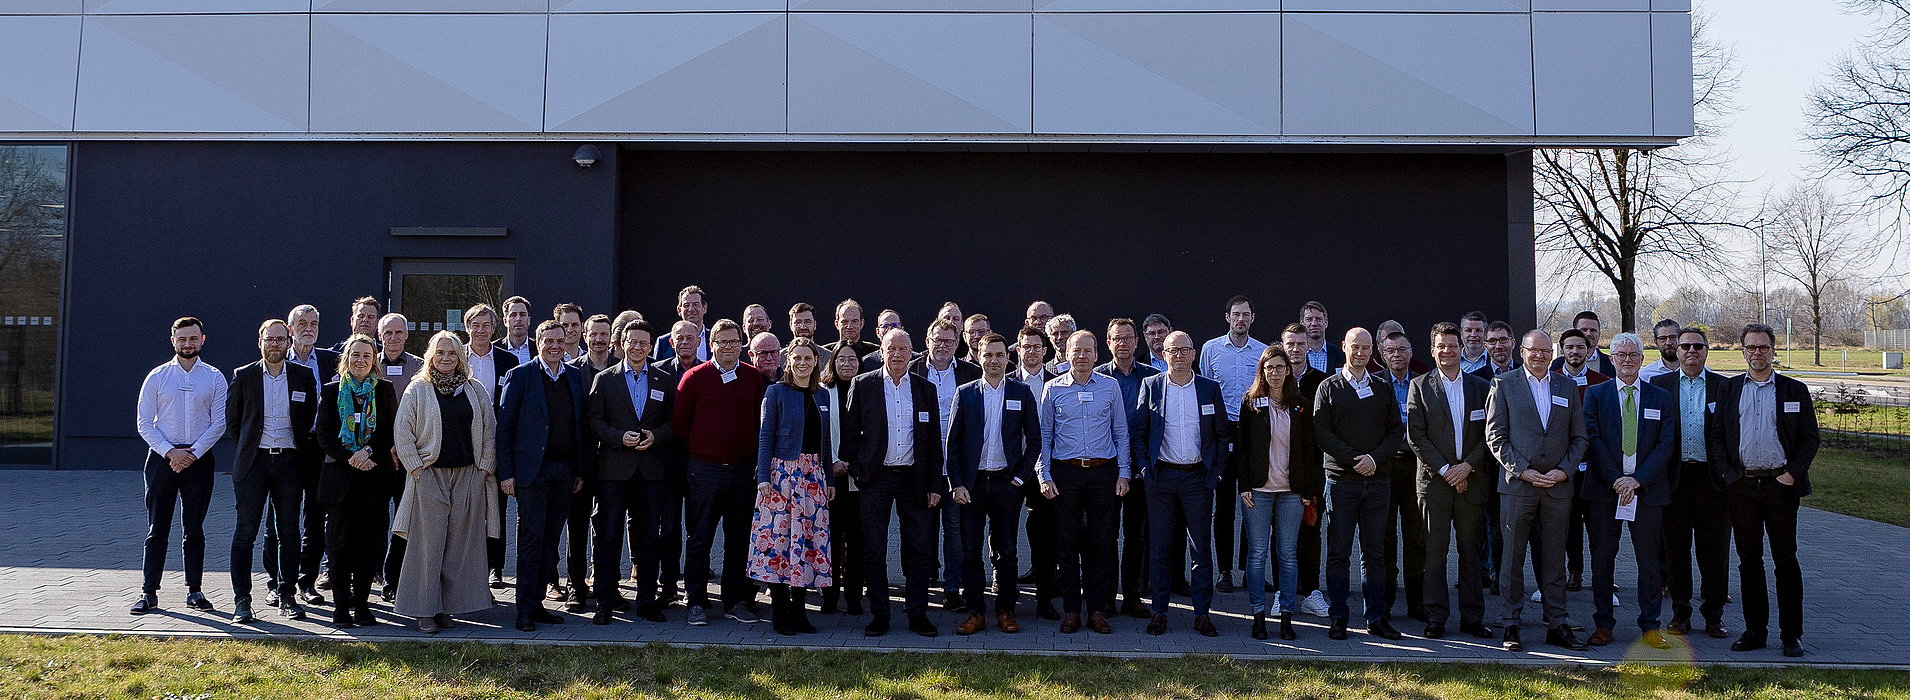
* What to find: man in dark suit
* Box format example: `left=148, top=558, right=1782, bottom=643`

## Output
left=496, top=320, right=589, bottom=632
left=1470, top=321, right=1522, bottom=382
left=1710, top=323, right=1819, bottom=658
left=653, top=285, right=710, bottom=362
left=1581, top=332, right=1677, bottom=649
left=910, top=319, right=982, bottom=612
left=586, top=319, right=676, bottom=624
left=1650, top=326, right=1732, bottom=639
left=226, top=319, right=321, bottom=623
left=1095, top=318, right=1162, bottom=619
left=842, top=328, right=947, bottom=637
left=557, top=314, right=620, bottom=612
left=824, top=298, right=880, bottom=374
left=1549, top=311, right=1617, bottom=378
left=274, top=304, right=337, bottom=605
left=946, top=333, right=1040, bottom=635
left=1486, top=330, right=1589, bottom=652
left=1131, top=331, right=1228, bottom=637
left=1405, top=323, right=1494, bottom=640
left=1011, top=326, right=1063, bottom=620
left=1278, top=324, right=1331, bottom=615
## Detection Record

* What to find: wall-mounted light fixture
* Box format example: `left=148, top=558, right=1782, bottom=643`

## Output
left=572, top=144, right=601, bottom=169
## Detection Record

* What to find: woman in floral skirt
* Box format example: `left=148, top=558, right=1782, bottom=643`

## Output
left=748, top=337, right=838, bottom=635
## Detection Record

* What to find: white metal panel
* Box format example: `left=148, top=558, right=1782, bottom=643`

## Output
left=1534, top=12, right=1650, bottom=136
left=790, top=12, right=1031, bottom=134
left=1653, top=0, right=1692, bottom=10
left=551, top=0, right=785, bottom=10
left=1035, top=0, right=1278, bottom=10
left=1034, top=12, right=1278, bottom=135
left=75, top=13, right=308, bottom=132
left=1652, top=11, right=1694, bottom=137
left=314, top=0, right=548, bottom=12
left=1284, top=1, right=1527, bottom=11
left=85, top=0, right=310, bottom=12
left=311, top=13, right=547, bottom=132
left=793, top=1, right=1030, bottom=11
left=1532, top=0, right=1648, bottom=9
left=546, top=12, right=785, bottom=133
left=0, top=0, right=80, bottom=13
left=1284, top=12, right=1534, bottom=136
left=0, top=15, right=79, bottom=130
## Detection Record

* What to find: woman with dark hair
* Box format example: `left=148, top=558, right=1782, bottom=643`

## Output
left=392, top=331, right=499, bottom=633
left=818, top=343, right=865, bottom=616
left=747, top=337, right=839, bottom=635
left=316, top=333, right=398, bottom=628
left=1236, top=345, right=1322, bottom=641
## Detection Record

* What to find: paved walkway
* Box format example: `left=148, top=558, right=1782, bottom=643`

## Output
left=2, top=469, right=1904, bottom=666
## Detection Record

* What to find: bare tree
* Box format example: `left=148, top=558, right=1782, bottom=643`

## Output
left=1808, top=1, right=1910, bottom=216
left=1764, top=183, right=1868, bottom=364
left=1534, top=13, right=1745, bottom=332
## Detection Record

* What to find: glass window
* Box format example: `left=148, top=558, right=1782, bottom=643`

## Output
left=0, top=145, right=67, bottom=466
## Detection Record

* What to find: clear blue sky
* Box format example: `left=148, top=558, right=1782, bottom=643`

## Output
left=1704, top=0, right=1876, bottom=192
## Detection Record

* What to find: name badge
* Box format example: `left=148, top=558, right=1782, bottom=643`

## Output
left=1005, top=399, right=1022, bottom=411
left=1550, top=395, right=1570, bottom=408
left=1642, top=408, right=1660, bottom=421
left=1577, top=461, right=1587, bottom=472
left=1783, top=401, right=1801, bottom=414
left=1622, top=454, right=1637, bottom=473
left=1469, top=408, right=1486, bottom=422
left=1200, top=404, right=1216, bottom=416
left=1253, top=397, right=1270, bottom=409
left=1355, top=385, right=1374, bottom=400
left=649, top=389, right=665, bottom=401
left=1573, top=375, right=1588, bottom=386
left=1707, top=401, right=1717, bottom=414
left=179, top=384, right=193, bottom=393
left=917, top=411, right=930, bottom=423
left=386, top=365, right=403, bottom=376
left=352, top=412, right=363, bottom=425
left=720, top=371, right=735, bottom=384
left=291, top=391, right=307, bottom=402
left=1078, top=392, right=1094, bottom=403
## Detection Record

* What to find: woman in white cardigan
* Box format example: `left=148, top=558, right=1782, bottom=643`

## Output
left=392, top=331, right=499, bottom=633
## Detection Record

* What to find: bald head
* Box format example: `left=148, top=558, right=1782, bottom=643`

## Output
left=1162, top=331, right=1195, bottom=374
left=1341, top=327, right=1372, bottom=373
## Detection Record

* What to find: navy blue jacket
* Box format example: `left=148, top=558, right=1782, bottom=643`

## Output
left=1581, top=379, right=1678, bottom=507
left=757, top=382, right=837, bottom=483
left=945, top=377, right=1041, bottom=491
left=496, top=359, right=590, bottom=485
left=1131, top=373, right=1229, bottom=488
left=1707, top=372, right=1819, bottom=496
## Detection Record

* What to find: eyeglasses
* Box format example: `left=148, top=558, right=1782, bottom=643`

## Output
left=260, top=336, right=290, bottom=344
left=1678, top=343, right=1708, bottom=350
left=712, top=339, right=743, bottom=348
left=879, top=322, right=902, bottom=330
left=1743, top=344, right=1774, bottom=354
left=1611, top=351, right=1644, bottom=360
left=1162, top=347, right=1195, bottom=356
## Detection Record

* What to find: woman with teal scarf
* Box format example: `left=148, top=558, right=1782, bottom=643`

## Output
left=316, top=334, right=398, bottom=629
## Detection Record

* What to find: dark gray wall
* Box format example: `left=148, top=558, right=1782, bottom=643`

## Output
left=61, top=141, right=619, bottom=469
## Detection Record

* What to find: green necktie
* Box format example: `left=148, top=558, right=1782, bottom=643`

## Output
left=1621, top=385, right=1638, bottom=457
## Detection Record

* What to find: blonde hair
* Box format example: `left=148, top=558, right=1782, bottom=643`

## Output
left=335, top=333, right=378, bottom=379
left=417, top=331, right=471, bottom=383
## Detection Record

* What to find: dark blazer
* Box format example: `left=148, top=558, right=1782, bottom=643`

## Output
left=756, top=382, right=838, bottom=483
left=225, top=360, right=321, bottom=482
left=840, top=370, right=946, bottom=498
left=314, top=378, right=397, bottom=504
left=1552, top=352, right=1617, bottom=379
left=654, top=326, right=710, bottom=362
left=651, top=355, right=697, bottom=378
left=1649, top=368, right=1727, bottom=491
left=945, top=377, right=1042, bottom=491
left=1581, top=379, right=1678, bottom=506
left=496, top=360, right=591, bottom=486
left=294, top=347, right=341, bottom=387
left=1312, top=370, right=1406, bottom=480
left=1234, top=393, right=1322, bottom=500
left=1708, top=373, right=1819, bottom=496
left=1131, top=373, right=1229, bottom=488
left=1013, top=366, right=1056, bottom=392
left=586, top=362, right=677, bottom=482
left=1469, top=358, right=1522, bottom=384
left=1404, top=370, right=1493, bottom=504
left=909, top=356, right=983, bottom=387
left=1296, top=367, right=1330, bottom=410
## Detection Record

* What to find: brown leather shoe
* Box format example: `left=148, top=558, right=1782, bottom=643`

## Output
left=1587, top=627, right=1614, bottom=646
left=1705, top=620, right=1730, bottom=639
left=1121, top=598, right=1152, bottom=619
left=1060, top=613, right=1081, bottom=634
left=1666, top=615, right=1691, bottom=635
left=1089, top=611, right=1113, bottom=634
left=957, top=613, right=987, bottom=635
left=997, top=612, right=1020, bottom=634
left=1193, top=614, right=1219, bottom=637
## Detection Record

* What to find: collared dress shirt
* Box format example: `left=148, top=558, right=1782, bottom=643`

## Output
left=1524, top=369, right=1553, bottom=431
left=1638, top=359, right=1676, bottom=385
left=260, top=366, right=296, bottom=449
left=881, top=372, right=916, bottom=466
left=622, top=359, right=650, bottom=422
left=1738, top=374, right=1787, bottom=471
left=1036, top=372, right=1132, bottom=484
left=501, top=336, right=534, bottom=366
left=136, top=357, right=228, bottom=457
left=1158, top=375, right=1202, bottom=465
left=1678, top=370, right=1707, bottom=461
left=1459, top=349, right=1489, bottom=375
left=1199, top=334, right=1267, bottom=421
left=1306, top=346, right=1330, bottom=374
left=1440, top=369, right=1468, bottom=475
left=979, top=378, right=1009, bottom=471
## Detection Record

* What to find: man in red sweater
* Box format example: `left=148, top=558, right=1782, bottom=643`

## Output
left=672, top=318, right=768, bottom=626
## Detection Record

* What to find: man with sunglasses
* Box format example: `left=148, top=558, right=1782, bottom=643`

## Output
left=1650, top=326, right=1731, bottom=640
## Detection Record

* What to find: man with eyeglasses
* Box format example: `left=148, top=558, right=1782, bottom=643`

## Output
left=1709, top=323, right=1817, bottom=658
left=1639, top=319, right=1682, bottom=384
left=226, top=320, right=321, bottom=623
left=1580, top=332, right=1677, bottom=649
left=1486, top=330, right=1589, bottom=652
left=1037, top=330, right=1131, bottom=635
left=1649, top=326, right=1732, bottom=640
left=911, top=319, right=981, bottom=613
left=749, top=332, right=783, bottom=383
left=1142, top=314, right=1173, bottom=373
left=1199, top=295, right=1265, bottom=593
left=1470, top=321, right=1521, bottom=382
left=672, top=319, right=768, bottom=626
left=1012, top=325, right=1063, bottom=620
left=862, top=309, right=907, bottom=368
left=1095, top=318, right=1161, bottom=619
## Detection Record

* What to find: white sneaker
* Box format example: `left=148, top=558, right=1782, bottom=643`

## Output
left=1531, top=589, right=1543, bottom=602
left=1301, top=590, right=1331, bottom=618
left=687, top=605, right=708, bottom=626
left=1612, top=594, right=1621, bottom=608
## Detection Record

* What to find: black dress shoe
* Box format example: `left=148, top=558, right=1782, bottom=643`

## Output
left=944, top=591, right=966, bottom=613
left=1366, top=620, right=1403, bottom=641
left=1706, top=621, right=1730, bottom=639
left=352, top=605, right=376, bottom=626
left=1732, top=633, right=1767, bottom=652
left=1251, top=612, right=1269, bottom=640
left=865, top=615, right=890, bottom=636
left=1215, top=572, right=1236, bottom=593
left=529, top=608, right=564, bottom=625
left=1503, top=626, right=1522, bottom=651
left=130, top=593, right=158, bottom=615
left=1782, top=636, right=1804, bottom=657
left=1666, top=615, right=1691, bottom=635
left=1461, top=622, right=1494, bottom=639
left=1193, top=615, right=1219, bottom=638
left=234, top=599, right=255, bottom=624
left=297, top=587, right=326, bottom=606
left=1423, top=622, right=1445, bottom=639
left=1328, top=619, right=1348, bottom=640
left=1546, top=625, right=1588, bottom=651
left=1406, top=606, right=1429, bottom=623
left=332, top=608, right=356, bottom=629
left=565, top=593, right=588, bottom=614
left=908, top=614, right=939, bottom=637
left=186, top=591, right=213, bottom=611
left=1146, top=614, right=1168, bottom=636
left=635, top=602, right=667, bottom=622
left=515, top=615, right=535, bottom=632
left=593, top=608, right=614, bottom=625
left=1122, top=599, right=1152, bottom=619
left=1565, top=572, right=1582, bottom=592
left=1036, top=601, right=1061, bottom=621
left=282, top=602, right=306, bottom=621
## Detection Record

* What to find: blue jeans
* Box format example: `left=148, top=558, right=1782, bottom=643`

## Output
left=1244, top=490, right=1304, bottom=615
left=1325, top=476, right=1390, bottom=624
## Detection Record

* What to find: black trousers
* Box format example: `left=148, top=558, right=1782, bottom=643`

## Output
left=1665, top=462, right=1731, bottom=624
left=1587, top=500, right=1665, bottom=631
left=959, top=469, right=1022, bottom=614
left=323, top=486, right=388, bottom=608
left=1420, top=483, right=1486, bottom=626
left=860, top=468, right=937, bottom=617
left=514, top=460, right=573, bottom=614
left=1118, top=476, right=1150, bottom=604
left=564, top=479, right=596, bottom=590
left=662, top=481, right=685, bottom=598
left=262, top=461, right=325, bottom=590
left=823, top=479, right=866, bottom=608
left=1024, top=485, right=1060, bottom=604
left=1729, top=475, right=1804, bottom=639
left=593, top=476, right=636, bottom=604
left=684, top=459, right=754, bottom=611
left=231, top=451, right=302, bottom=603
left=1052, top=461, right=1119, bottom=615
left=1564, top=493, right=1591, bottom=577
left=383, top=484, right=406, bottom=592
left=142, top=451, right=215, bottom=594
left=1384, top=457, right=1426, bottom=613
left=1148, top=467, right=1213, bottom=616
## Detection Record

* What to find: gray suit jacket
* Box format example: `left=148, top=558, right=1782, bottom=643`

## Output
left=1485, top=369, right=1588, bottom=499
left=1405, top=370, right=1492, bottom=504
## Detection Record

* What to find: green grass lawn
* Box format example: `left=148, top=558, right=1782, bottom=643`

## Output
left=2, top=635, right=1908, bottom=699
left=1807, top=447, right=1910, bottom=528
left=1705, top=347, right=1910, bottom=377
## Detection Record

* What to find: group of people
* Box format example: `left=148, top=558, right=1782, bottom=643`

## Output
left=132, top=289, right=1817, bottom=657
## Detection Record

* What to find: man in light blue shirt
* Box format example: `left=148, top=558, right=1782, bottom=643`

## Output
left=1036, top=331, right=1131, bottom=634
left=1198, top=295, right=1263, bottom=592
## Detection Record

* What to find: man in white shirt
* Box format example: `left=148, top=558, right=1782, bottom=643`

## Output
left=131, top=316, right=228, bottom=615
left=1638, top=319, right=1682, bottom=384
left=499, top=296, right=536, bottom=366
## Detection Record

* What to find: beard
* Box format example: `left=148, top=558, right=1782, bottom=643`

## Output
left=264, top=349, right=286, bottom=364
left=175, top=347, right=200, bottom=360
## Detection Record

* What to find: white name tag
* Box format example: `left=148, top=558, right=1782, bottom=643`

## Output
left=1574, top=375, right=1588, bottom=386
left=1200, top=404, right=1216, bottom=416
left=1254, top=397, right=1270, bottom=409
left=1642, top=408, right=1660, bottom=421
left=1078, top=392, right=1094, bottom=403
left=291, top=391, right=307, bottom=402
left=1005, top=399, right=1022, bottom=411
left=1622, top=454, right=1637, bottom=474
left=1707, top=401, right=1716, bottom=414
left=1551, top=395, right=1570, bottom=408
left=649, top=389, right=665, bottom=401
left=1355, top=385, right=1374, bottom=400
left=917, top=411, right=930, bottom=423
left=179, top=384, right=193, bottom=393
left=720, top=371, right=735, bottom=384
left=1469, top=409, right=1486, bottom=422
left=386, top=365, right=403, bottom=375
left=352, top=412, right=362, bottom=424
left=1783, top=401, right=1801, bottom=414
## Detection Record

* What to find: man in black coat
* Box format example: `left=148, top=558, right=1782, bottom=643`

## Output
left=226, top=319, right=320, bottom=622
left=842, top=328, right=947, bottom=638
left=945, top=333, right=1039, bottom=635
left=275, top=304, right=338, bottom=604
left=585, top=320, right=677, bottom=624
left=1649, top=326, right=1732, bottom=640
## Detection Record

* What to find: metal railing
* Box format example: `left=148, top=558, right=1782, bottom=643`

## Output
left=1865, top=329, right=1910, bottom=349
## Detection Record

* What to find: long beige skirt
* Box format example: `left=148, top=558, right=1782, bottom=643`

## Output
left=395, top=464, right=494, bottom=617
